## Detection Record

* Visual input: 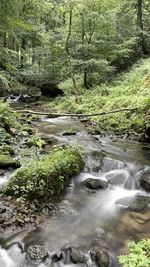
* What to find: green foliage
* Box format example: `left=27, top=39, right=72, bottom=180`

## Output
left=47, top=58, right=150, bottom=134
left=0, top=101, right=19, bottom=128
left=118, top=239, right=150, bottom=267
left=0, top=0, right=150, bottom=91
left=3, top=147, right=84, bottom=199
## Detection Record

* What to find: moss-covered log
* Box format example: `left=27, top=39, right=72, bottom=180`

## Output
left=3, top=148, right=84, bottom=199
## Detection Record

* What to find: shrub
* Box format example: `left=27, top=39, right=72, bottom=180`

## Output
left=118, top=239, right=150, bottom=267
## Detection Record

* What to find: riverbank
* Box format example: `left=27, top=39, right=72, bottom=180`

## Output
left=44, top=58, right=150, bottom=142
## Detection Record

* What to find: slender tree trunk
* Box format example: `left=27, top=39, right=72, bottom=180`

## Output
left=81, top=14, right=88, bottom=89
left=20, top=0, right=26, bottom=68
left=65, top=2, right=78, bottom=101
left=21, top=37, right=26, bottom=68
left=84, top=70, right=89, bottom=89
left=137, top=0, right=146, bottom=55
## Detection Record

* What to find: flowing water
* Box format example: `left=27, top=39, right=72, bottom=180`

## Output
left=0, top=115, right=150, bottom=267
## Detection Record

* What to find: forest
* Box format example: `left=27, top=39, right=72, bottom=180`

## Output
left=0, top=1, right=150, bottom=267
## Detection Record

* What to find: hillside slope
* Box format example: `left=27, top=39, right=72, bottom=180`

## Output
left=47, top=58, right=150, bottom=141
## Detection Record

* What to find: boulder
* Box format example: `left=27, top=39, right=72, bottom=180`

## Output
left=116, top=193, right=150, bottom=211
left=0, top=155, right=20, bottom=168
left=69, top=248, right=87, bottom=264
left=106, top=171, right=128, bottom=186
left=90, top=249, right=110, bottom=267
left=26, top=245, right=48, bottom=263
left=140, top=171, right=150, bottom=192
left=100, top=157, right=124, bottom=172
left=82, top=178, right=108, bottom=190
left=3, top=148, right=84, bottom=199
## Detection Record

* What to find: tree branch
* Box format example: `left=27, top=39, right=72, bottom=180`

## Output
left=16, top=107, right=139, bottom=118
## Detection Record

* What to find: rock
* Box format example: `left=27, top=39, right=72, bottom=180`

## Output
left=0, top=206, right=6, bottom=214
left=3, top=148, right=84, bottom=199
left=52, top=251, right=64, bottom=262
left=0, top=216, right=5, bottom=224
left=0, top=155, right=20, bottom=168
left=82, top=178, right=108, bottom=190
left=100, top=157, right=124, bottom=172
left=62, top=131, right=76, bottom=136
left=0, top=170, right=4, bottom=176
left=90, top=249, right=110, bottom=267
left=9, top=128, right=18, bottom=136
left=42, top=137, right=57, bottom=145
left=26, top=245, right=48, bottom=262
left=140, top=171, right=150, bottom=192
left=106, top=171, right=128, bottom=185
left=116, top=193, right=150, bottom=211
left=69, top=248, right=87, bottom=264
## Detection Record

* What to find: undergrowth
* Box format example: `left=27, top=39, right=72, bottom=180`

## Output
left=46, top=58, right=150, bottom=135
left=118, top=239, right=150, bottom=267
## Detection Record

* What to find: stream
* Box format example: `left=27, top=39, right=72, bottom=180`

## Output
left=0, top=113, right=150, bottom=267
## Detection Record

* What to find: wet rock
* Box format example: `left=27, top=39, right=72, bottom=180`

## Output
left=69, top=248, right=87, bottom=264
left=0, top=155, right=20, bottom=168
left=100, top=157, right=124, bottom=172
left=116, top=193, right=150, bottom=211
left=62, top=131, right=76, bottom=136
left=80, top=118, right=88, bottom=123
left=140, top=171, right=150, bottom=192
left=26, top=245, right=48, bottom=262
left=0, top=206, right=6, bottom=214
left=0, top=170, right=4, bottom=176
left=90, top=249, right=110, bottom=267
left=0, top=215, right=5, bottom=224
left=52, top=251, right=64, bottom=262
left=106, top=171, right=128, bottom=185
left=41, top=136, right=57, bottom=145
left=82, top=178, right=108, bottom=190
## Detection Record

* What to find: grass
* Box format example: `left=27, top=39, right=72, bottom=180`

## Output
left=46, top=58, right=150, bottom=135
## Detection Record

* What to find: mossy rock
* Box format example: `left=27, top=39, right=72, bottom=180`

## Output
left=3, top=148, right=84, bottom=199
left=0, top=144, right=14, bottom=155
left=0, top=155, right=19, bottom=168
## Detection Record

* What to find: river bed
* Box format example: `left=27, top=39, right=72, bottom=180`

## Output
left=0, top=114, right=150, bottom=267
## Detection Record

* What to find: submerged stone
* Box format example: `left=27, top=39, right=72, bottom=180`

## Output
left=82, top=178, right=108, bottom=190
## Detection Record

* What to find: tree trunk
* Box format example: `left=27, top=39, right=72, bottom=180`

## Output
left=20, top=0, right=26, bottom=68
left=84, top=70, right=89, bottom=89
left=21, top=37, right=26, bottom=68
left=137, top=0, right=146, bottom=55
left=65, top=2, right=78, bottom=102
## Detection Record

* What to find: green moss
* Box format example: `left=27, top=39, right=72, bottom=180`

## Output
left=3, top=147, right=84, bottom=199
left=118, top=239, right=150, bottom=267
left=0, top=144, right=14, bottom=155
left=0, top=155, right=18, bottom=168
